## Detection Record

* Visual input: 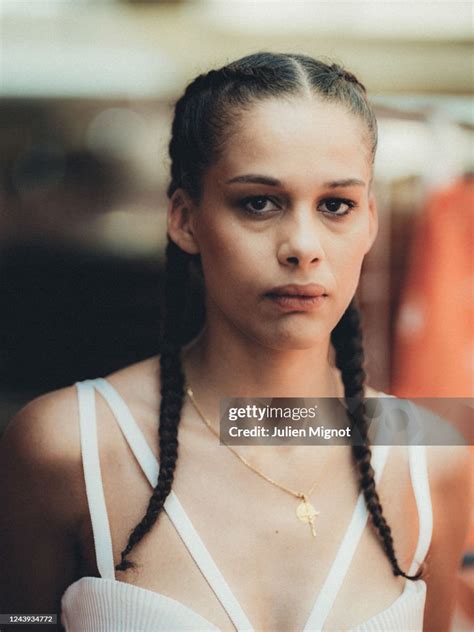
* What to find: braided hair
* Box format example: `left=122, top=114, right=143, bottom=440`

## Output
left=116, top=52, right=423, bottom=581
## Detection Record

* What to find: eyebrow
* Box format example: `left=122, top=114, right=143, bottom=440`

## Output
left=225, top=174, right=366, bottom=188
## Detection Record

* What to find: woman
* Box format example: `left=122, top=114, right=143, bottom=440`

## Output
left=0, top=52, right=471, bottom=632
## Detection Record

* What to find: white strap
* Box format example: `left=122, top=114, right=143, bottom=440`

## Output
left=76, top=380, right=116, bottom=580
left=92, top=377, right=254, bottom=632
left=407, top=444, right=433, bottom=576
left=303, top=443, right=391, bottom=631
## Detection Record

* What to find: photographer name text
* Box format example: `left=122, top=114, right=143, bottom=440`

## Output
left=227, top=425, right=352, bottom=439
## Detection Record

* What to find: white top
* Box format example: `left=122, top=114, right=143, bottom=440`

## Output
left=61, top=378, right=433, bottom=631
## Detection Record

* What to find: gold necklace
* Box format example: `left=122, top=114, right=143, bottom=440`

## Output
left=185, top=384, right=321, bottom=537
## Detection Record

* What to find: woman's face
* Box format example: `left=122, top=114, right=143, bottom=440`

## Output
left=170, top=95, right=378, bottom=351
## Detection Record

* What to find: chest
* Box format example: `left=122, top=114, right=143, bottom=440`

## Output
left=76, top=432, right=419, bottom=631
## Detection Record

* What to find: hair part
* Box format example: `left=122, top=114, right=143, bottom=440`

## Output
left=167, top=51, right=377, bottom=203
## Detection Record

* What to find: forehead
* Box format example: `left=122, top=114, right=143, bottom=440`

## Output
left=212, top=96, right=371, bottom=185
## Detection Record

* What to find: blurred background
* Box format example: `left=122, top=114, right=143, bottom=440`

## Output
left=0, top=0, right=473, bottom=626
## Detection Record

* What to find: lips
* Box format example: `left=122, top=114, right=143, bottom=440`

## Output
left=265, top=283, right=328, bottom=298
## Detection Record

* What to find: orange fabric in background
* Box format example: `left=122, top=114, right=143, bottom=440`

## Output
left=392, top=177, right=474, bottom=553
left=392, top=177, right=474, bottom=398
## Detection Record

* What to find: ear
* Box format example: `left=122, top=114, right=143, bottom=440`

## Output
left=365, top=191, right=379, bottom=254
left=167, top=188, right=200, bottom=255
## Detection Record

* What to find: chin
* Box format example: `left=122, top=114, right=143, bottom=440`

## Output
left=252, top=323, right=329, bottom=352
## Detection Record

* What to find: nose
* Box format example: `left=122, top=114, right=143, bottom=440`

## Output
left=277, top=210, right=325, bottom=269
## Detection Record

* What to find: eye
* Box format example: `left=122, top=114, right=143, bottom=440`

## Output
left=239, top=195, right=280, bottom=216
left=319, top=197, right=357, bottom=217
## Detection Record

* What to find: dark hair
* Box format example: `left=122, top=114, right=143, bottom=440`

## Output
left=167, top=52, right=377, bottom=203
left=116, top=52, right=422, bottom=582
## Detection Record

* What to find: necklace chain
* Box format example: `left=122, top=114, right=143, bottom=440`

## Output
left=185, top=384, right=320, bottom=500
left=185, top=383, right=321, bottom=536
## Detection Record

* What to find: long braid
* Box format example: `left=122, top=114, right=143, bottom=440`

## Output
left=115, top=238, right=189, bottom=571
left=331, top=299, right=423, bottom=580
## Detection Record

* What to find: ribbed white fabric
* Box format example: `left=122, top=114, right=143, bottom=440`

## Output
left=61, top=379, right=433, bottom=632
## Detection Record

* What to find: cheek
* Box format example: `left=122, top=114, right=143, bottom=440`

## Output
left=337, top=253, right=364, bottom=296
left=329, top=225, right=370, bottom=290
left=335, top=239, right=366, bottom=269
left=198, top=221, right=262, bottom=295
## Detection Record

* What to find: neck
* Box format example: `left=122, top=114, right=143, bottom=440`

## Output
left=182, top=322, right=344, bottom=401
left=179, top=319, right=350, bottom=468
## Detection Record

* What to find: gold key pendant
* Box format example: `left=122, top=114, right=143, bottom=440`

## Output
left=296, top=494, right=320, bottom=537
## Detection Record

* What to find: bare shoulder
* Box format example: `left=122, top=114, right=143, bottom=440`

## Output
left=425, top=440, right=471, bottom=541
left=419, top=415, right=472, bottom=630
left=426, top=443, right=472, bottom=491
left=2, top=353, right=162, bottom=478
left=387, top=400, right=471, bottom=503
left=104, top=354, right=162, bottom=410
left=410, top=402, right=471, bottom=492
left=1, top=383, right=86, bottom=528
left=0, top=384, right=89, bottom=614
left=0, top=357, right=163, bottom=615
left=3, top=384, right=80, bottom=467
left=364, top=385, right=381, bottom=397
left=425, top=441, right=472, bottom=549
